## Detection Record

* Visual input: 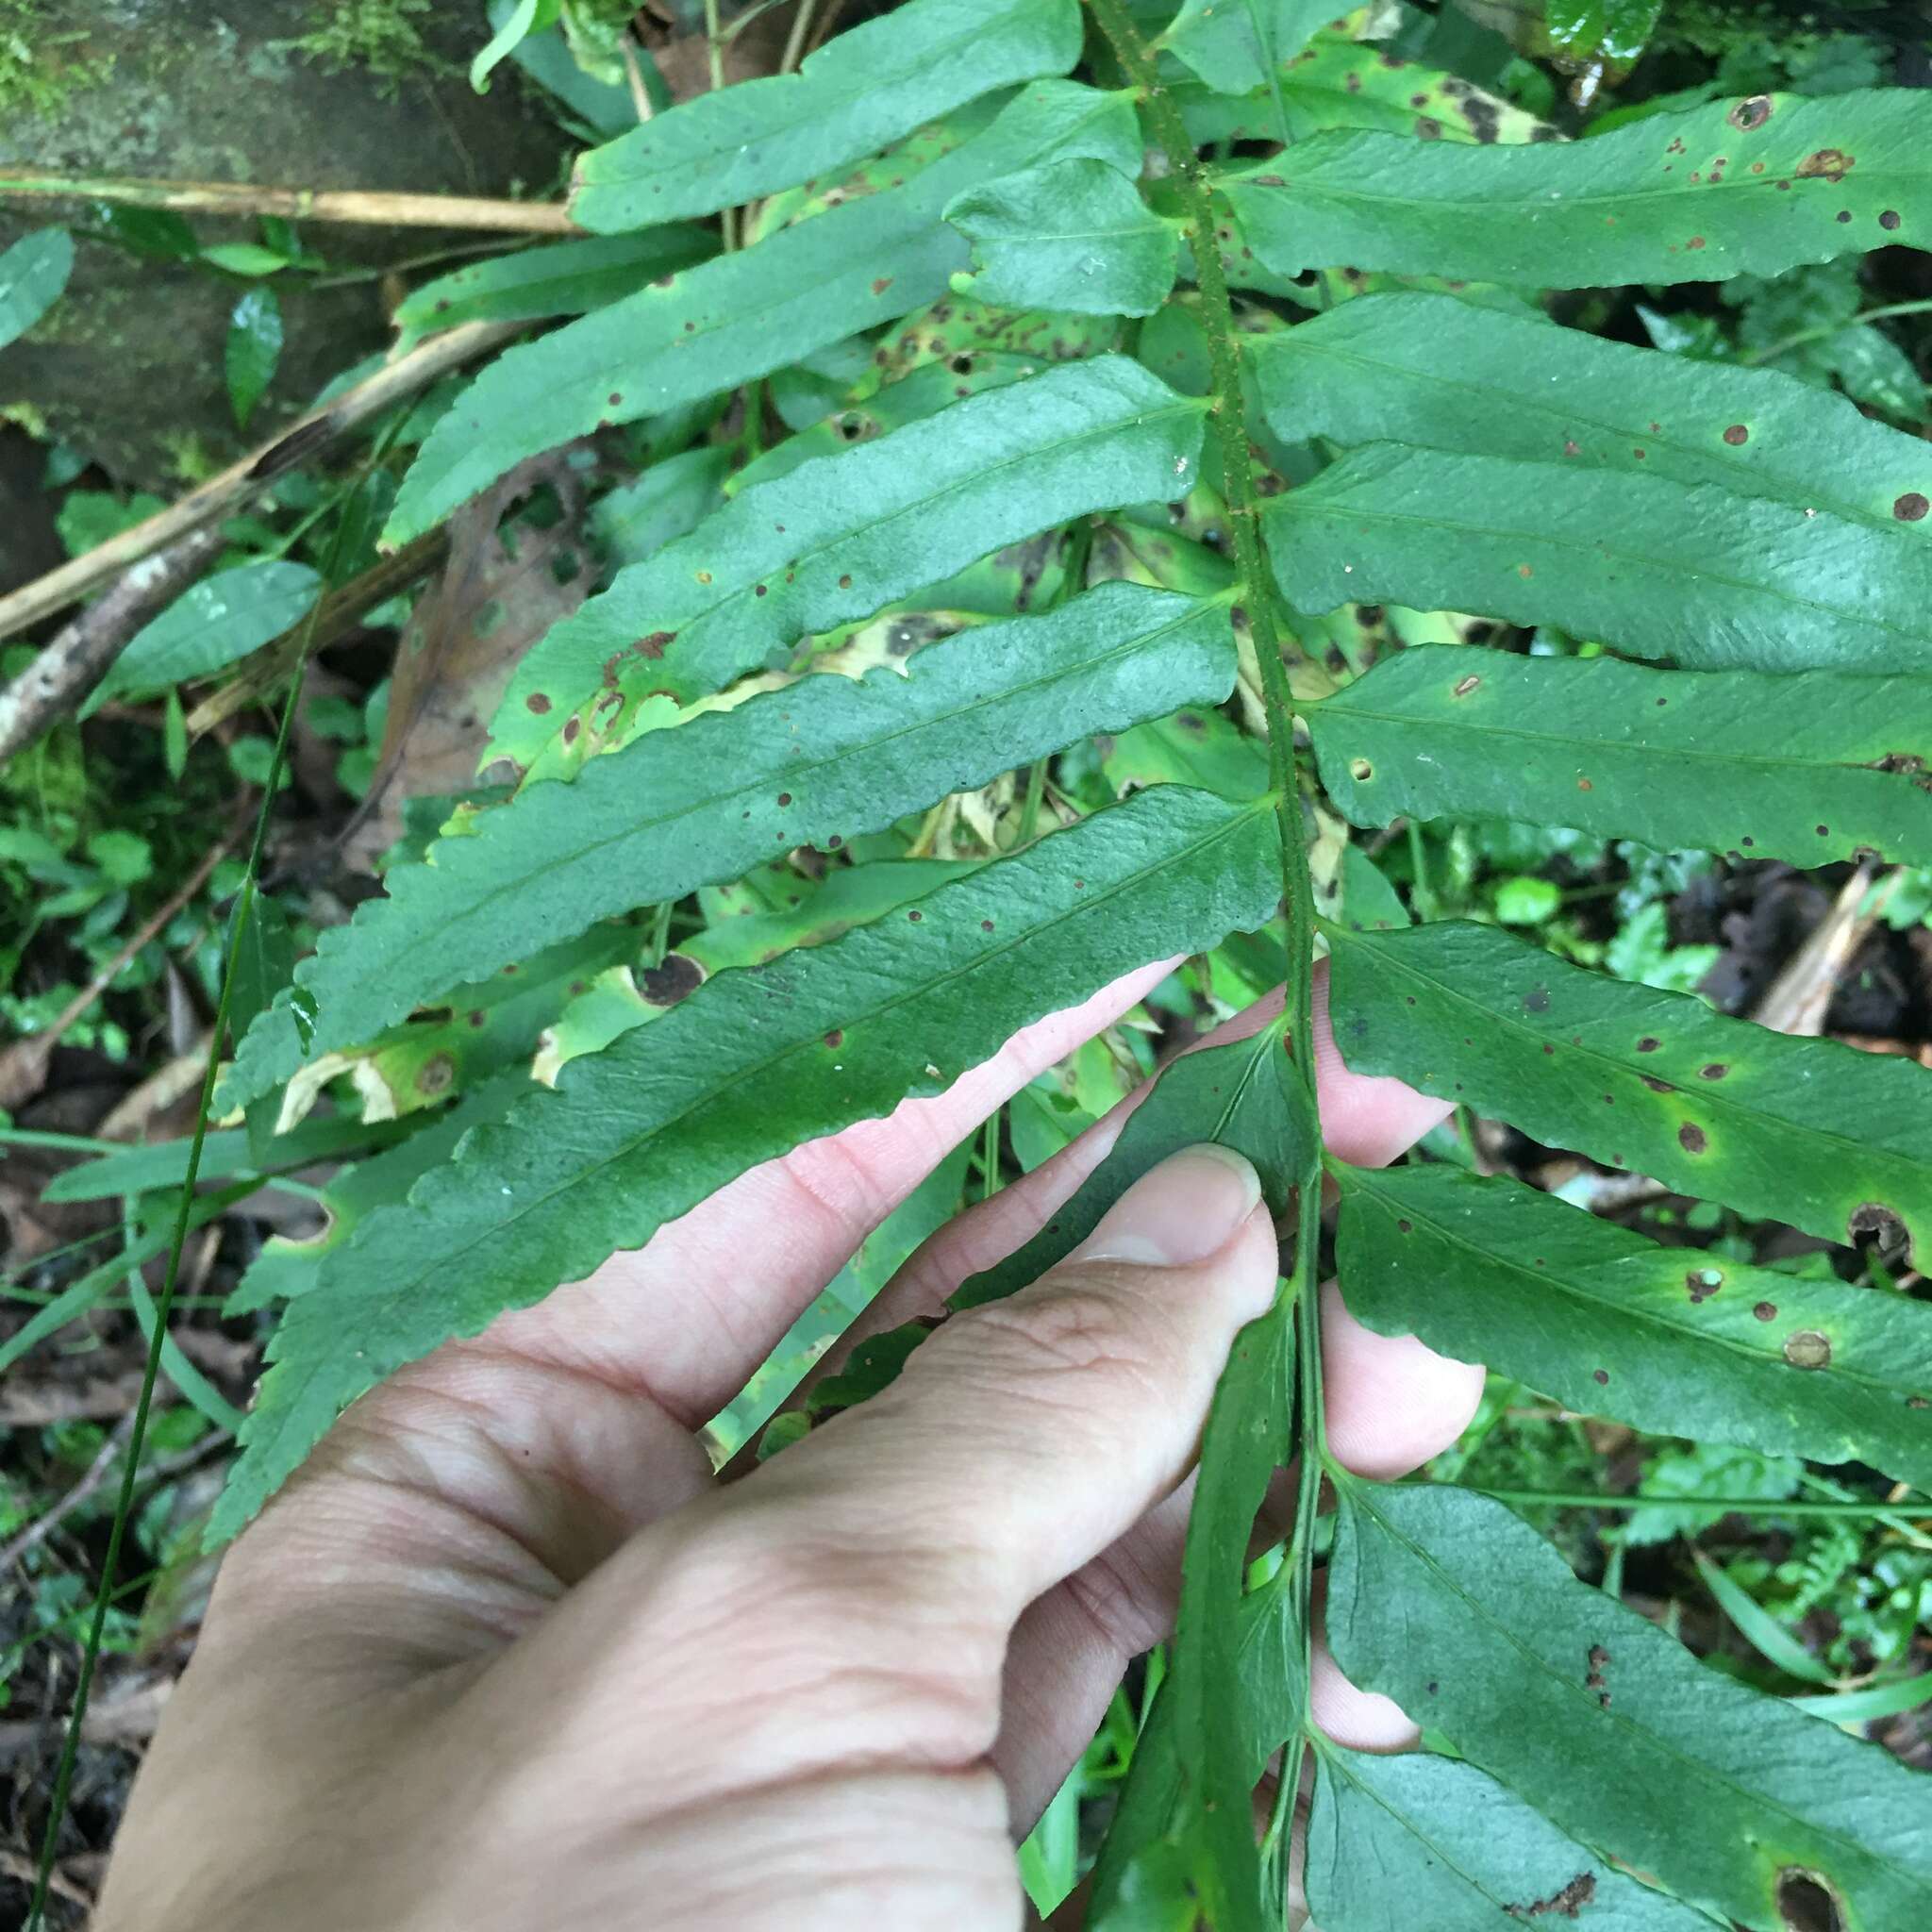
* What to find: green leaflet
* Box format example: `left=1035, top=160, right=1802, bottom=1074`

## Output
left=219, top=584, right=1236, bottom=1111
left=1159, top=0, right=1333, bottom=94
left=0, top=226, right=73, bottom=349
left=1266, top=445, right=1932, bottom=675
left=391, top=230, right=715, bottom=345
left=570, top=0, right=1080, bottom=229
left=40, top=1113, right=406, bottom=1204
left=1220, top=89, right=1932, bottom=287
left=488, top=357, right=1208, bottom=764
left=946, top=160, right=1181, bottom=316
left=1307, top=646, right=1932, bottom=870
left=1329, top=1480, right=1932, bottom=1929
left=1334, top=1163, right=1932, bottom=1486
left=388, top=81, right=1141, bottom=542
left=954, top=1015, right=1302, bottom=1307
left=225, top=285, right=282, bottom=431
left=208, top=784, right=1281, bottom=1542
left=82, top=560, right=323, bottom=712
left=1250, top=290, right=1932, bottom=526
left=1324, top=919, right=1932, bottom=1259
left=1307, top=1748, right=1712, bottom=1930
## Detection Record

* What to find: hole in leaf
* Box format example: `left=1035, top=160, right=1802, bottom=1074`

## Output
left=1349, top=757, right=1374, bottom=781
left=1775, top=1869, right=1846, bottom=1932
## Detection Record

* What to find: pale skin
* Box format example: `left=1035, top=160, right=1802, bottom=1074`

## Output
left=98, top=963, right=1483, bottom=1930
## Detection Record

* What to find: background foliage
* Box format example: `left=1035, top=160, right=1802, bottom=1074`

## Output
left=7, top=1, right=1932, bottom=1925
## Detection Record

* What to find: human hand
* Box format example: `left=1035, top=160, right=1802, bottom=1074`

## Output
left=99, top=962, right=1483, bottom=1931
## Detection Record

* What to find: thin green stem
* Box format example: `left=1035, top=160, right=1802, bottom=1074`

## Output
left=1016, top=757, right=1049, bottom=844
left=1741, top=296, right=1932, bottom=367
left=706, top=0, right=738, bottom=252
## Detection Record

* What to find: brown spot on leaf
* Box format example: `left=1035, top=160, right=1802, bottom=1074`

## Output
left=1848, top=1201, right=1910, bottom=1262
left=637, top=630, right=675, bottom=658
left=1728, top=94, right=1773, bottom=130
left=1700, top=1062, right=1729, bottom=1080
left=1723, top=424, right=1749, bottom=445
left=1592, top=1368, right=1609, bottom=1385
left=525, top=692, right=552, bottom=714
left=824, top=1029, right=842, bottom=1048
left=1562, top=438, right=1581, bottom=458
left=1784, top=1330, right=1831, bottom=1370
left=1754, top=1300, right=1778, bottom=1322
left=1687, top=1267, right=1723, bottom=1303
left=415, top=1053, right=456, bottom=1097
left=1576, top=775, right=1592, bottom=791
left=1678, top=1123, right=1708, bottom=1154
left=1349, top=757, right=1374, bottom=781
left=641, top=955, right=706, bottom=1007
left=1641, top=1074, right=1674, bottom=1093
left=1894, top=491, right=1930, bottom=522
left=1636, top=1036, right=1661, bottom=1053
left=1453, top=674, right=1481, bottom=696
left=1525, top=987, right=1551, bottom=1013
left=1880, top=209, right=1902, bottom=231
left=871, top=276, right=892, bottom=295
left=1796, top=148, right=1854, bottom=183
left=838, top=573, right=854, bottom=589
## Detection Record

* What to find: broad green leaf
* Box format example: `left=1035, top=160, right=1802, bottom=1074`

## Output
left=1339, top=844, right=1408, bottom=934
left=84, top=560, right=322, bottom=712
left=1307, top=646, right=1932, bottom=870
left=221, top=584, right=1235, bottom=1111
left=489, top=357, right=1208, bottom=764
left=229, top=893, right=297, bottom=1164
left=1324, top=919, right=1932, bottom=1259
left=388, top=81, right=1140, bottom=542
left=1159, top=0, right=1333, bottom=94
left=225, top=284, right=282, bottom=431
left=1267, top=445, right=1932, bottom=674
left=1220, top=89, right=1932, bottom=287
left=209, top=784, right=1281, bottom=1542
left=946, top=160, right=1181, bottom=316
left=1334, top=1162, right=1932, bottom=1486
left=1330, top=1479, right=1932, bottom=1929
left=0, top=226, right=75, bottom=348
left=1251, top=290, right=1932, bottom=527
left=391, top=230, right=714, bottom=345
left=1307, top=1747, right=1712, bottom=1930
left=570, top=0, right=1080, bottom=229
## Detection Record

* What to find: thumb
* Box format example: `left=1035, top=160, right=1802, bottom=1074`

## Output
left=737, top=1141, right=1280, bottom=1646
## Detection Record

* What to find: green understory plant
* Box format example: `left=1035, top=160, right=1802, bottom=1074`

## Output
left=28, top=0, right=1932, bottom=1924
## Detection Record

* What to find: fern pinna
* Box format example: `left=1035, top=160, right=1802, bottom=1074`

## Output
left=56, top=0, right=1932, bottom=1924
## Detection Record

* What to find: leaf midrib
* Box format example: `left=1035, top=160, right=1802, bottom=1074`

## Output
left=1347, top=1487, right=1932, bottom=1898
left=1317, top=690, right=1909, bottom=780
left=1343, top=1169, right=1917, bottom=1409
left=1283, top=486, right=1932, bottom=651
left=1330, top=927, right=1920, bottom=1173
left=1270, top=332, right=1900, bottom=538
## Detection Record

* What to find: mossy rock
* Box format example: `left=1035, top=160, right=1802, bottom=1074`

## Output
left=0, top=1, right=569, bottom=489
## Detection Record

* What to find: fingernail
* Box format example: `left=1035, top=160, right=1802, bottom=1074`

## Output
left=1076, top=1144, right=1264, bottom=1267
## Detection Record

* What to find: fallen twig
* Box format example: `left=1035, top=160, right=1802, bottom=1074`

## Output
left=1, top=170, right=577, bottom=233
left=0, top=528, right=223, bottom=762
left=0, top=318, right=525, bottom=646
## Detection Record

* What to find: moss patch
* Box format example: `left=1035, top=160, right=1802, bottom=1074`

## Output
left=291, top=0, right=444, bottom=94
left=0, top=1, right=114, bottom=119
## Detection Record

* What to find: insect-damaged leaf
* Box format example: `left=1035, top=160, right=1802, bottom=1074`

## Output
left=490, top=356, right=1207, bottom=764
left=220, top=585, right=1236, bottom=1112
left=1307, top=646, right=1932, bottom=870
left=1329, top=1480, right=1932, bottom=1930
left=1250, top=290, right=1932, bottom=526
left=1267, top=444, right=1932, bottom=675
left=1307, top=1747, right=1712, bottom=1931
left=1324, top=918, right=1932, bottom=1260
left=946, top=160, right=1180, bottom=316
left=208, top=784, right=1281, bottom=1542
left=570, top=0, right=1080, bottom=230
left=388, top=81, right=1141, bottom=542
left=1219, top=88, right=1932, bottom=287
left=1334, top=1162, right=1932, bottom=1486
left=1160, top=0, right=1335, bottom=95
